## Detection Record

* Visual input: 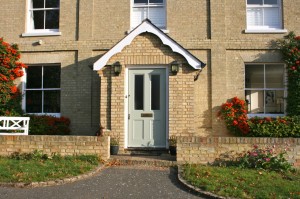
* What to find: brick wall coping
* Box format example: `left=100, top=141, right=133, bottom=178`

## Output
left=177, top=136, right=300, bottom=145
left=0, top=135, right=105, bottom=142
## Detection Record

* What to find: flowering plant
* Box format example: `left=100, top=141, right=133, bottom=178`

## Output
left=0, top=38, right=27, bottom=116
left=28, top=115, right=71, bottom=135
left=238, top=145, right=294, bottom=172
left=248, top=116, right=300, bottom=137
left=219, top=97, right=250, bottom=135
left=278, top=32, right=300, bottom=115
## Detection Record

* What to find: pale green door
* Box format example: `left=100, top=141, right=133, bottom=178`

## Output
left=128, top=68, right=166, bottom=148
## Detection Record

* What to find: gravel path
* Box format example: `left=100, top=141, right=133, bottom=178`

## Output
left=0, top=166, right=205, bottom=199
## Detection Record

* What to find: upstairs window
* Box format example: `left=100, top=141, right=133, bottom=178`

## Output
left=25, top=0, right=60, bottom=35
left=245, top=64, right=286, bottom=117
left=24, top=65, right=61, bottom=116
left=246, top=0, right=283, bottom=32
left=131, top=0, right=166, bottom=29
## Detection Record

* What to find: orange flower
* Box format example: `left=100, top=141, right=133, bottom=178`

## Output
left=232, top=120, right=238, bottom=126
left=10, top=86, right=18, bottom=93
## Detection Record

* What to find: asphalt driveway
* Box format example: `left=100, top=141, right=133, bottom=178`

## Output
left=0, top=166, right=204, bottom=199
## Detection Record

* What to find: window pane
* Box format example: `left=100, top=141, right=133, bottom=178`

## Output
left=45, top=10, right=59, bottom=29
left=265, top=64, right=284, bottom=88
left=265, top=90, right=284, bottom=113
left=264, top=8, right=280, bottom=28
left=27, top=66, right=42, bottom=88
left=44, top=90, right=60, bottom=113
left=264, top=0, right=277, bottom=5
left=247, top=8, right=263, bottom=26
left=134, top=0, right=148, bottom=4
left=269, top=90, right=284, bottom=113
left=247, top=0, right=263, bottom=4
left=135, top=75, right=144, bottom=110
left=44, top=66, right=61, bottom=88
left=33, top=11, right=44, bottom=29
left=245, top=65, right=264, bottom=88
left=151, top=75, right=160, bottom=110
left=32, top=0, right=44, bottom=8
left=150, top=0, right=163, bottom=3
left=26, top=90, right=42, bottom=113
left=149, top=7, right=165, bottom=28
left=132, top=7, right=148, bottom=27
left=245, top=90, right=264, bottom=114
left=46, top=0, right=59, bottom=8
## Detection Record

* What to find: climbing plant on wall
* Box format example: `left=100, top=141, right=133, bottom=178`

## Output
left=278, top=32, right=300, bottom=116
left=0, top=38, right=27, bottom=116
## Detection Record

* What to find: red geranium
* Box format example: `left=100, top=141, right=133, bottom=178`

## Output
left=219, top=97, right=250, bottom=135
left=0, top=38, right=27, bottom=116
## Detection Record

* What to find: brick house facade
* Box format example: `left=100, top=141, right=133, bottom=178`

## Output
left=0, top=1, right=299, bottom=151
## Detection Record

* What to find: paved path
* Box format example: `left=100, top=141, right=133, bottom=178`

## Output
left=0, top=166, right=204, bottom=199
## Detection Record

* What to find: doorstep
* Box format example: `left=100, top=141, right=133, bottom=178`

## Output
left=108, top=153, right=177, bottom=167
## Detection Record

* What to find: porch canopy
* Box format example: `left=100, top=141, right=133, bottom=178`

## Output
left=93, top=19, right=206, bottom=71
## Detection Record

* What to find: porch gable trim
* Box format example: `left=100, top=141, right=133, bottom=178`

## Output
left=93, top=19, right=205, bottom=71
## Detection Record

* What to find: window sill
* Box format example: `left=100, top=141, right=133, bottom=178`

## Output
left=247, top=113, right=285, bottom=118
left=26, top=113, right=61, bottom=117
left=244, top=29, right=288, bottom=34
left=22, top=32, right=62, bottom=37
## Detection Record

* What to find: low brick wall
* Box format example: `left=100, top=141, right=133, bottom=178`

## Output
left=177, top=137, right=300, bottom=167
left=0, top=135, right=110, bottom=161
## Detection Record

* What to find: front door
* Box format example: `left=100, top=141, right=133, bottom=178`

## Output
left=128, top=68, right=167, bottom=148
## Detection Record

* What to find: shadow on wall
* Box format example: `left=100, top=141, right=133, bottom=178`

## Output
left=20, top=53, right=104, bottom=136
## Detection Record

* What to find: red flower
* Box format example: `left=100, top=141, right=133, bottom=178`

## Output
left=10, top=86, right=18, bottom=93
left=264, top=117, right=272, bottom=122
left=232, top=120, right=238, bottom=126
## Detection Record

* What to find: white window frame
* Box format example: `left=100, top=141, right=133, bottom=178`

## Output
left=245, top=63, right=287, bottom=118
left=245, top=0, right=287, bottom=33
left=130, top=0, right=167, bottom=31
left=22, top=64, right=61, bottom=117
left=22, top=0, right=61, bottom=37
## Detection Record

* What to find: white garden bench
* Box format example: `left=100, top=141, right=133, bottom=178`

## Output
left=0, top=117, right=30, bottom=135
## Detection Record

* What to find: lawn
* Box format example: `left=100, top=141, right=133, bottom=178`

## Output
left=182, top=164, right=300, bottom=199
left=0, top=151, right=100, bottom=183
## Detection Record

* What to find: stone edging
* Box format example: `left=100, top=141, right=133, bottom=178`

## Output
left=177, top=166, right=230, bottom=199
left=0, top=164, right=106, bottom=188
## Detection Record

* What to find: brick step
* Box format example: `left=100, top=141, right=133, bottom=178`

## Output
left=108, top=154, right=177, bottom=167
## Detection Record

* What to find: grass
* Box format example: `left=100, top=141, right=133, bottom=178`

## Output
left=0, top=151, right=100, bottom=183
left=182, top=164, right=300, bottom=199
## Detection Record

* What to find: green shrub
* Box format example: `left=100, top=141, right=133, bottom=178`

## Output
left=27, top=115, right=71, bottom=135
left=248, top=116, right=300, bottom=137
left=237, top=145, right=294, bottom=172
left=278, top=32, right=300, bottom=116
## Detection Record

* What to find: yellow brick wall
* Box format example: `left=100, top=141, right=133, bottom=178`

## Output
left=0, top=0, right=299, bottom=138
left=0, top=136, right=110, bottom=160
left=177, top=137, right=300, bottom=167
left=98, top=33, right=202, bottom=151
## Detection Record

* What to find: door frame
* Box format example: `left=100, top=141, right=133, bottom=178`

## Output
left=124, top=65, right=169, bottom=149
